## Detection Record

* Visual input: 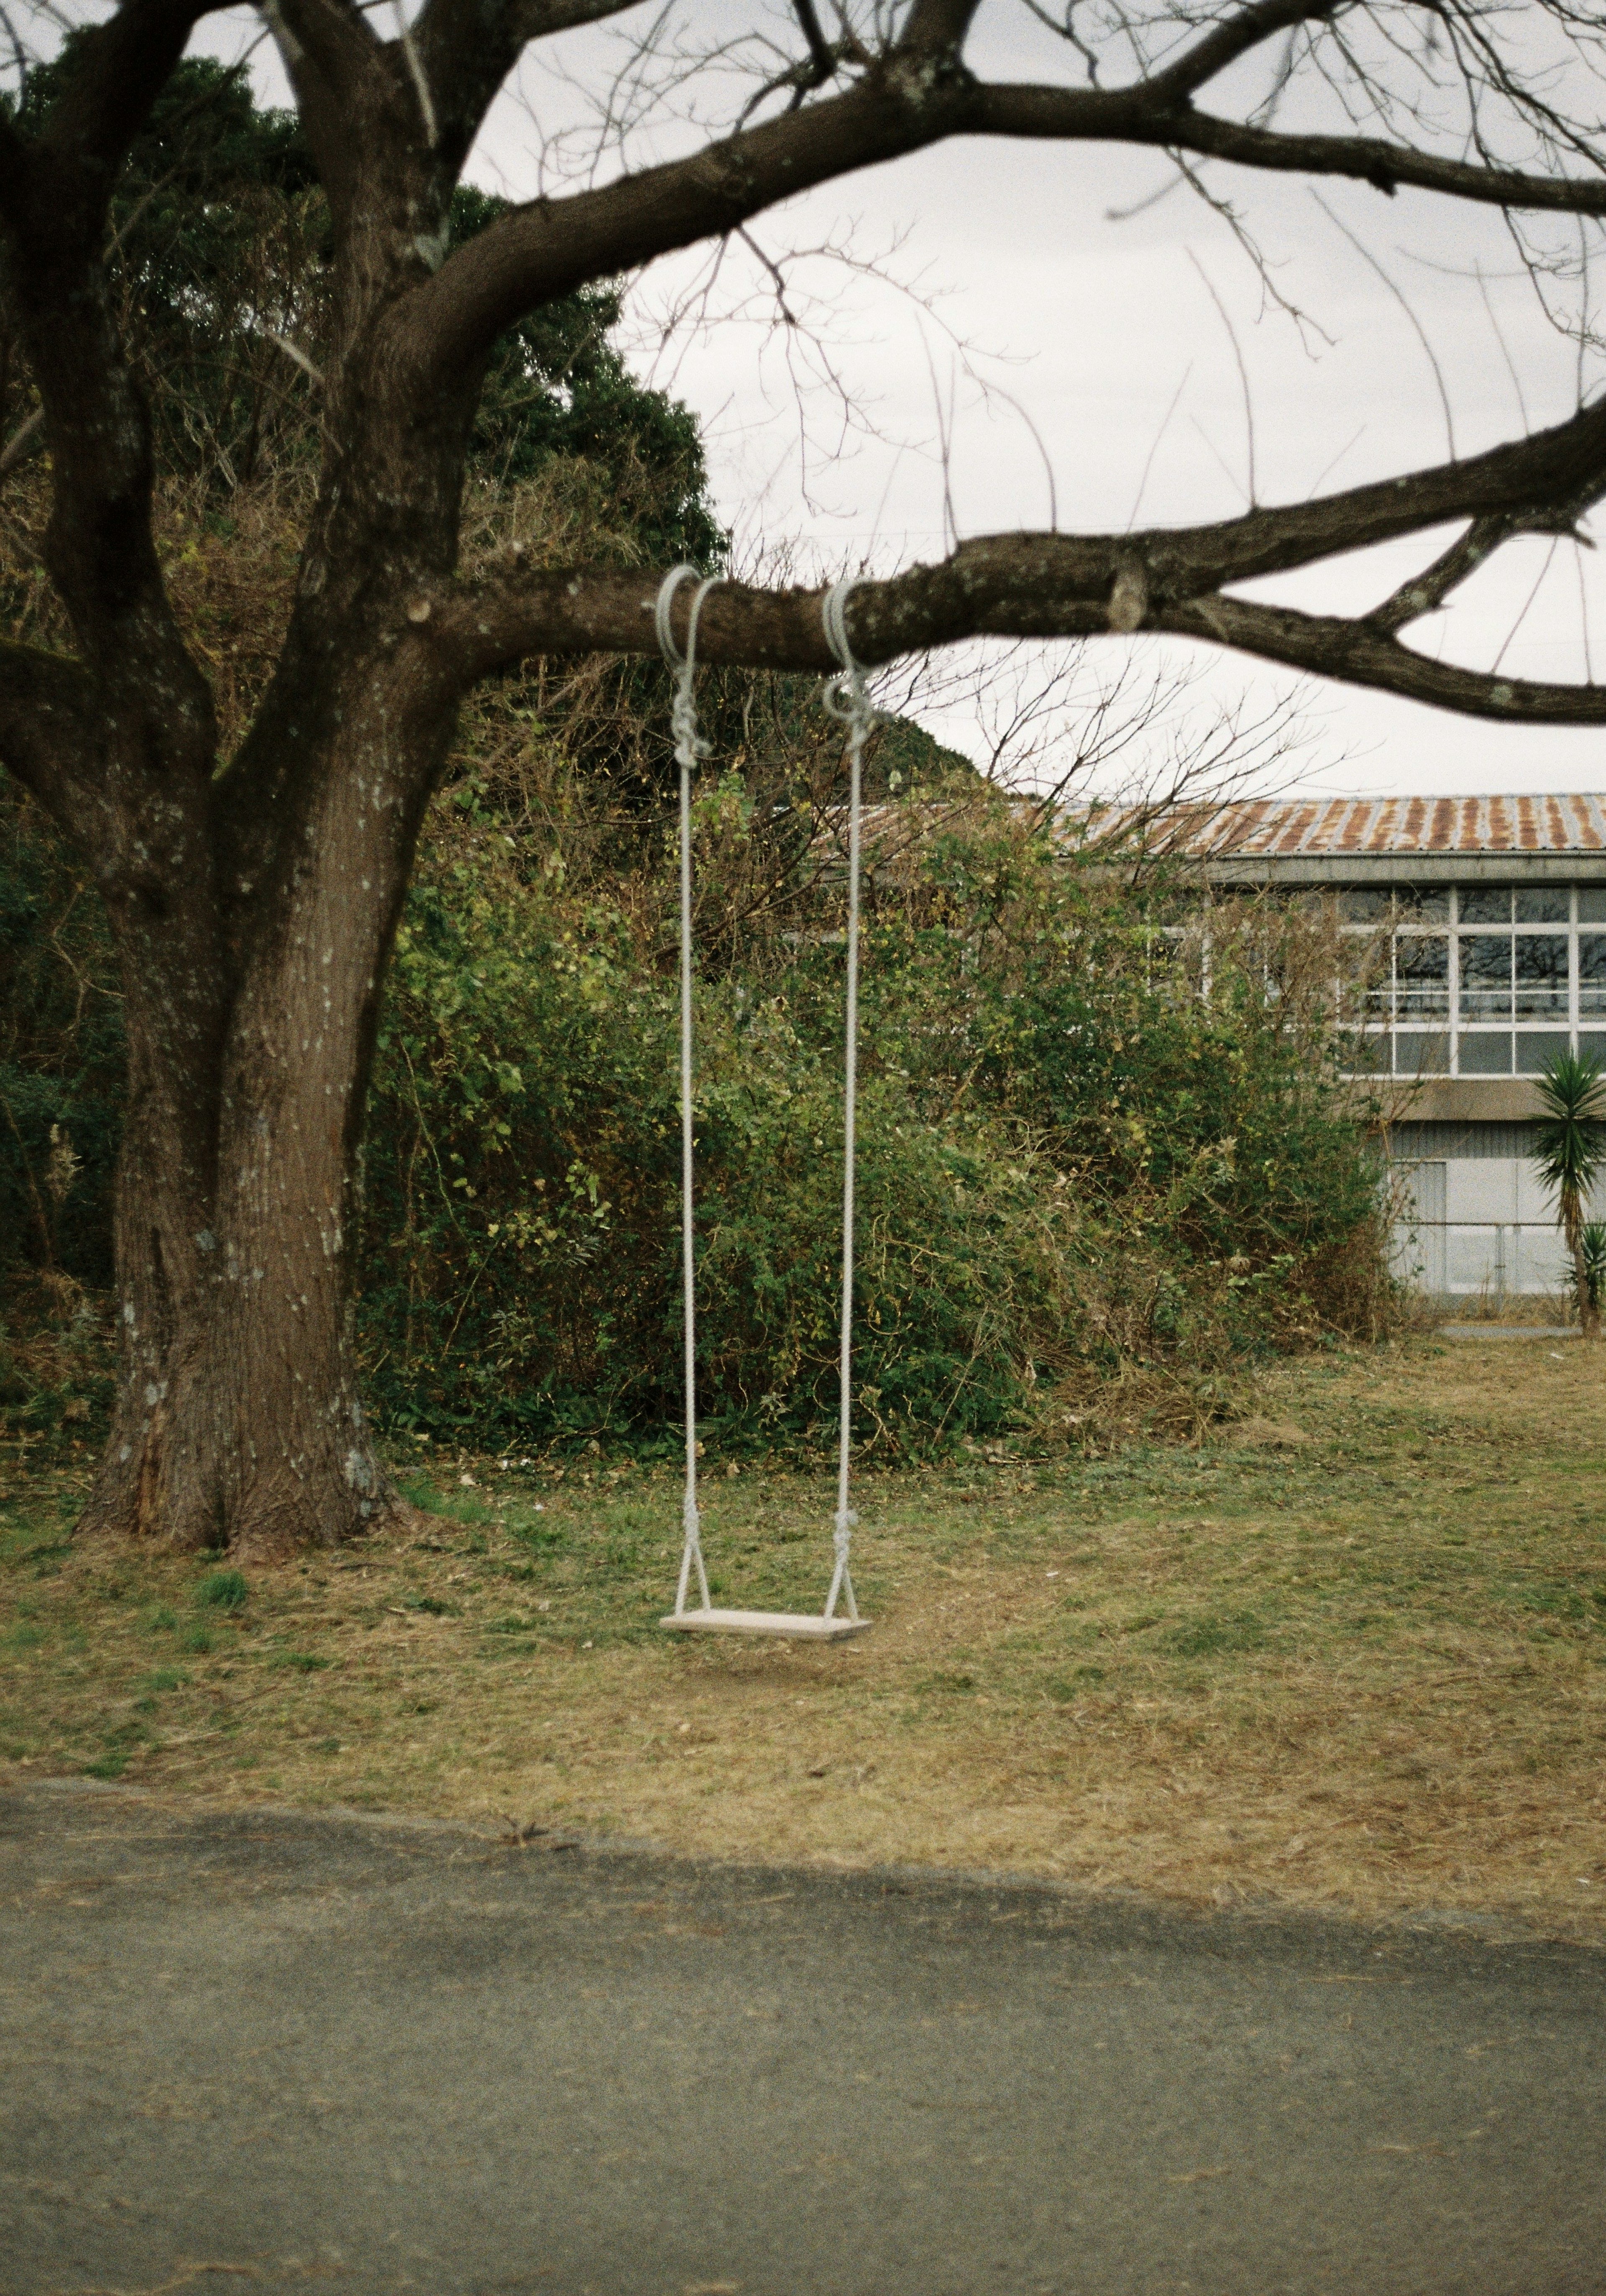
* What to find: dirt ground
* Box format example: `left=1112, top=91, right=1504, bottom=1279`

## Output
left=3, top=1333, right=1604, bottom=1938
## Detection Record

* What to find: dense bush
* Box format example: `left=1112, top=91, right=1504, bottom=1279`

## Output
left=0, top=722, right=1391, bottom=1456
left=354, top=729, right=1389, bottom=1453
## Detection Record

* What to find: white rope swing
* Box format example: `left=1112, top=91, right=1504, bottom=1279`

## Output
left=657, top=564, right=875, bottom=1642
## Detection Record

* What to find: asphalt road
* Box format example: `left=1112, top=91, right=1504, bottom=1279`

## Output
left=3, top=1779, right=1604, bottom=2296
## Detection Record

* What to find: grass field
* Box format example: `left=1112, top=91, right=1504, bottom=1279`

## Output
left=3, top=1334, right=1604, bottom=1938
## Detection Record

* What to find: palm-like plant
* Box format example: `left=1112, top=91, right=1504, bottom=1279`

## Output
left=1534, top=1053, right=1606, bottom=1339
left=1573, top=1221, right=1606, bottom=1326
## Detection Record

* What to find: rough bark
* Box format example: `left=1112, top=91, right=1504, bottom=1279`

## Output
left=77, top=657, right=457, bottom=1554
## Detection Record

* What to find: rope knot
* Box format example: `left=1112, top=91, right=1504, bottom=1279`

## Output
left=656, top=563, right=722, bottom=776
left=670, top=686, right=711, bottom=772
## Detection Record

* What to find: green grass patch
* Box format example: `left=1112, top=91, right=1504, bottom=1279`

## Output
left=397, top=1476, right=497, bottom=1528
left=1164, top=1611, right=1270, bottom=1658
left=194, top=1568, right=248, bottom=1612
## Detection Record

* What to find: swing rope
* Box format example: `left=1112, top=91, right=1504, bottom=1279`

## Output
left=656, top=563, right=720, bottom=1619
left=654, top=564, right=875, bottom=1632
left=820, top=577, right=876, bottom=1624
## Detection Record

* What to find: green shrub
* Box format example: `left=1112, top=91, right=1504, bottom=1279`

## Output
left=355, top=767, right=1387, bottom=1451
left=2, top=689, right=1389, bottom=1459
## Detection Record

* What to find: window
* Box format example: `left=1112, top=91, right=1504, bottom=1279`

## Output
left=1335, top=884, right=1606, bottom=1077
left=1516, top=1031, right=1571, bottom=1073
left=1581, top=934, right=1606, bottom=1017
left=1459, top=1032, right=1512, bottom=1074
left=1395, top=935, right=1449, bottom=1019
left=1394, top=1032, right=1449, bottom=1075
left=1514, top=935, right=1568, bottom=1017
left=1515, top=886, right=1571, bottom=923
left=1459, top=885, right=1512, bottom=924
left=1458, top=932, right=1512, bottom=1020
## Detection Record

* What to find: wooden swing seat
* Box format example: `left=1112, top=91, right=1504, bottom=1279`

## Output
left=660, top=1607, right=871, bottom=1642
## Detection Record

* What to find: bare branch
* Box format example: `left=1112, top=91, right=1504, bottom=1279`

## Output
left=399, top=49, right=986, bottom=378
left=977, top=86, right=1606, bottom=217
left=1366, top=516, right=1515, bottom=633
left=1141, top=0, right=1337, bottom=106
left=421, top=525, right=1606, bottom=729
left=1168, top=592, right=1606, bottom=724
left=410, top=0, right=646, bottom=176
left=401, top=22, right=1606, bottom=390
left=265, top=330, right=325, bottom=388
left=421, top=364, right=1606, bottom=726
left=0, top=0, right=218, bottom=764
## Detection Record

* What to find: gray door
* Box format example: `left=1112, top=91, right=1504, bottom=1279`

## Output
left=1390, top=1161, right=1447, bottom=1295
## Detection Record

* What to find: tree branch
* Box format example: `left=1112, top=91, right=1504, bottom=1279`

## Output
left=420, top=540, right=1606, bottom=727
left=1166, top=593, right=1606, bottom=723
left=1366, top=516, right=1516, bottom=633
left=399, top=30, right=1606, bottom=388
left=401, top=46, right=998, bottom=380
left=421, top=375, right=1606, bottom=725
left=0, top=0, right=218, bottom=779
left=263, top=0, right=388, bottom=233
left=0, top=638, right=109, bottom=824
left=977, top=86, right=1606, bottom=215
left=410, top=1, right=650, bottom=178
left=1141, top=0, right=1337, bottom=105
left=29, top=0, right=220, bottom=179
left=0, top=403, right=43, bottom=477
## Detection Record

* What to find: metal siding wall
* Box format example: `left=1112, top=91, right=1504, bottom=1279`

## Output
left=1385, top=1121, right=1538, bottom=1160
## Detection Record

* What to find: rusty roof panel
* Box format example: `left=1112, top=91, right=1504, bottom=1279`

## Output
left=1067, top=793, right=1606, bottom=858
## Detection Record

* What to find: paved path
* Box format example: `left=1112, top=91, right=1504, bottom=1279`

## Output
left=3, top=1780, right=1604, bottom=2296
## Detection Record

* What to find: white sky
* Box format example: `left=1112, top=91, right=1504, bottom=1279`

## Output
left=227, top=3, right=1606, bottom=802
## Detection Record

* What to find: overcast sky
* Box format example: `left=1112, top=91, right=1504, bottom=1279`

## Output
left=225, top=2, right=1606, bottom=802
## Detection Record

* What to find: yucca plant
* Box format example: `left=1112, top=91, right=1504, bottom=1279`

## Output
left=1534, top=1053, right=1606, bottom=1339
left=1573, top=1221, right=1606, bottom=1325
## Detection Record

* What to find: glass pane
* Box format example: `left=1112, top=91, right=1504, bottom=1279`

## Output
left=1514, top=886, right=1571, bottom=923
left=1459, top=885, right=1513, bottom=924
left=1513, top=934, right=1569, bottom=1017
left=1458, top=934, right=1512, bottom=1019
left=1395, top=935, right=1449, bottom=1018
left=1394, top=1032, right=1449, bottom=1076
left=1515, top=1031, right=1572, bottom=1075
left=1342, top=1033, right=1389, bottom=1075
left=1577, top=1030, right=1606, bottom=1069
left=1458, top=1031, right=1512, bottom=1074
left=1580, top=933, right=1606, bottom=1016
left=1394, top=886, right=1451, bottom=924
left=1578, top=888, right=1606, bottom=924
left=1339, top=888, right=1395, bottom=924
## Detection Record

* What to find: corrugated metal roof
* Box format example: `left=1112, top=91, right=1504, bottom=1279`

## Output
left=1068, top=794, right=1606, bottom=858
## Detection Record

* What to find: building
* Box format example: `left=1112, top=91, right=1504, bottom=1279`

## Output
left=1130, top=794, right=1606, bottom=1305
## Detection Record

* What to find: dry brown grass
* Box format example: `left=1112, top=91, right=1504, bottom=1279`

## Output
left=3, top=1334, right=1605, bottom=1938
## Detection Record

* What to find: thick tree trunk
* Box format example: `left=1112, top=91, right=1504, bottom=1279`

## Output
left=81, top=692, right=449, bottom=1556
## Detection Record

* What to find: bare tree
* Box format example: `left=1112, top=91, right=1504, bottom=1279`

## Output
left=3, top=0, right=1606, bottom=1554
